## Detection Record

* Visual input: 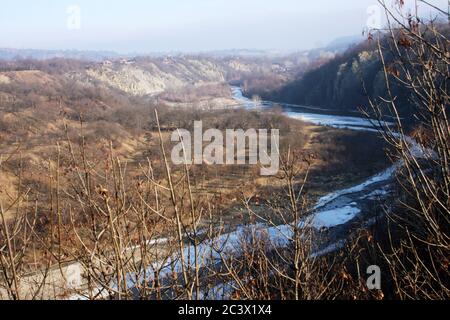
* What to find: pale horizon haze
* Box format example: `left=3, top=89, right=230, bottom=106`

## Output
left=0, top=0, right=447, bottom=53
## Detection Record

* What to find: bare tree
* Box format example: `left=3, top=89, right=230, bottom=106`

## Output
left=364, top=0, right=449, bottom=299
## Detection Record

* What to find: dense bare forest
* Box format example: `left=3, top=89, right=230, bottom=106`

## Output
left=247, top=22, right=449, bottom=126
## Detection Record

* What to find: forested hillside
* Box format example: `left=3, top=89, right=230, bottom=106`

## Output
left=249, top=27, right=449, bottom=121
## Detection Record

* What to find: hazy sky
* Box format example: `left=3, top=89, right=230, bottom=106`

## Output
left=0, top=0, right=447, bottom=53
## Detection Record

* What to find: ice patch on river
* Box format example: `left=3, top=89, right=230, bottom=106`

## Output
left=70, top=87, right=404, bottom=299
left=285, top=112, right=391, bottom=131
left=314, top=164, right=399, bottom=210
left=231, top=86, right=394, bottom=130
left=313, top=206, right=361, bottom=229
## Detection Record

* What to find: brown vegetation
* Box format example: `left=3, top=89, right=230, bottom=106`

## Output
left=0, top=1, right=448, bottom=301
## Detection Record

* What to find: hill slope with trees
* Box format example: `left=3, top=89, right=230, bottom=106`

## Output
left=246, top=28, right=448, bottom=122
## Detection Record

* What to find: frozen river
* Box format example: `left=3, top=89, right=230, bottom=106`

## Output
left=73, top=87, right=400, bottom=299
left=231, top=85, right=396, bottom=233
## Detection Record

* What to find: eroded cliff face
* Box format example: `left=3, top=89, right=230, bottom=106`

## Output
left=75, top=55, right=307, bottom=98
left=83, top=58, right=227, bottom=96
left=0, top=55, right=308, bottom=111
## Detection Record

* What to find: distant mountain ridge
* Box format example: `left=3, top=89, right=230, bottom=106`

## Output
left=0, top=48, right=287, bottom=61
left=0, top=48, right=126, bottom=62
left=0, top=35, right=364, bottom=62
left=326, top=35, right=366, bottom=51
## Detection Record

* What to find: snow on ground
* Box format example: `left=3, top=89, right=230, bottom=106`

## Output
left=310, top=240, right=346, bottom=259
